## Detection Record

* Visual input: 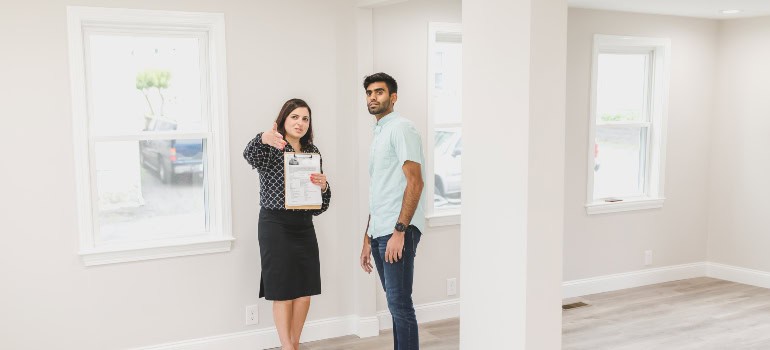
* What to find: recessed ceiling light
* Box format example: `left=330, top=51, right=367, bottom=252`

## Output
left=721, top=9, right=741, bottom=14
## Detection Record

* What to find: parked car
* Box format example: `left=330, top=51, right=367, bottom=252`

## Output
left=434, top=129, right=462, bottom=203
left=139, top=118, right=203, bottom=184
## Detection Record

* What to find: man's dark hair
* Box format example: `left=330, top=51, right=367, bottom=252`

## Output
left=363, top=72, right=398, bottom=94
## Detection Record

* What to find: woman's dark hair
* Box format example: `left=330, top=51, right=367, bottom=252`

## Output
left=363, top=72, right=398, bottom=94
left=275, top=98, right=313, bottom=149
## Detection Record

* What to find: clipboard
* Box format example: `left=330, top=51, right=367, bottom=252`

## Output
left=284, top=152, right=322, bottom=210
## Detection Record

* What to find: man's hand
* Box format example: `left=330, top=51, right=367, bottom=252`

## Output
left=360, top=243, right=373, bottom=273
left=385, top=231, right=405, bottom=263
left=261, top=123, right=287, bottom=150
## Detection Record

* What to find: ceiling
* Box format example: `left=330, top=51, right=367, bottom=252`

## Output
left=568, top=0, right=770, bottom=19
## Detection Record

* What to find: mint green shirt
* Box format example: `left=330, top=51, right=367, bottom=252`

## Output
left=368, top=112, right=426, bottom=239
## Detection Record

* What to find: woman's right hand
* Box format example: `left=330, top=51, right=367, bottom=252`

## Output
left=262, top=123, right=287, bottom=150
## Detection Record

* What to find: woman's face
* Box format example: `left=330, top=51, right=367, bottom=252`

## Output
left=283, top=107, right=310, bottom=140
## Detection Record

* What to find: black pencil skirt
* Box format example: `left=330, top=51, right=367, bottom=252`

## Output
left=258, top=208, right=321, bottom=301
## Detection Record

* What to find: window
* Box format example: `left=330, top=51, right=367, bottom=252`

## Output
left=426, top=23, right=462, bottom=226
left=586, top=35, right=670, bottom=214
left=67, top=7, right=233, bottom=265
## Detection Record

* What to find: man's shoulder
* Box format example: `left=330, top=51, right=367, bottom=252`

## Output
left=391, top=114, right=413, bottom=125
left=389, top=115, right=419, bottom=133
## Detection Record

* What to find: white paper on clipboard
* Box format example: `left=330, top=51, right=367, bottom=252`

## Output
left=284, top=152, right=322, bottom=209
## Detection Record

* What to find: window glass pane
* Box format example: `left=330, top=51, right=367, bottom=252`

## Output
left=432, top=40, right=462, bottom=125
left=95, top=139, right=207, bottom=242
left=434, top=128, right=461, bottom=211
left=597, top=53, right=649, bottom=123
left=88, top=34, right=204, bottom=135
left=593, top=126, right=647, bottom=199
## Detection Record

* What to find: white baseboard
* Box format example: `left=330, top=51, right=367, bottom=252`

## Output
left=137, top=262, right=770, bottom=350
left=355, top=316, right=380, bottom=338
left=562, top=262, right=770, bottom=299
left=134, top=315, right=358, bottom=350
left=134, top=299, right=459, bottom=350
left=562, top=262, right=708, bottom=299
left=706, top=262, right=770, bottom=289
left=377, top=298, right=460, bottom=330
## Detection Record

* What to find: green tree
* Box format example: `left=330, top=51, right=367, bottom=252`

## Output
left=135, top=69, right=171, bottom=116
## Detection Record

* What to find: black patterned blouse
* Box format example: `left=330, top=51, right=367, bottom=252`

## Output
left=243, top=132, right=331, bottom=215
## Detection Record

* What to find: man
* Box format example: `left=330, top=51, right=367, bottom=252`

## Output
left=359, top=72, right=425, bottom=349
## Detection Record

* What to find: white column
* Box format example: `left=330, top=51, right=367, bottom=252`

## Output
left=525, top=0, right=567, bottom=348
left=353, top=6, right=380, bottom=338
left=460, top=0, right=566, bottom=348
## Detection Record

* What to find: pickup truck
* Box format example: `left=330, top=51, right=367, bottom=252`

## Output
left=139, top=118, right=203, bottom=184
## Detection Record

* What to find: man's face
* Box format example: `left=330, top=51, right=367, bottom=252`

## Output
left=365, top=82, right=395, bottom=115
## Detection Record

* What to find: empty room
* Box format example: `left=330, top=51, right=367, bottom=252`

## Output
left=3, top=0, right=770, bottom=349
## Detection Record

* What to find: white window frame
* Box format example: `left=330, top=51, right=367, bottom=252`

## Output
left=586, top=35, right=671, bottom=215
left=426, top=22, right=462, bottom=227
left=67, top=6, right=233, bottom=265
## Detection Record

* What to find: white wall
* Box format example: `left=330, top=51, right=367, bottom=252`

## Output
left=0, top=0, right=359, bottom=349
left=9, top=1, right=766, bottom=348
left=708, top=17, right=770, bottom=271
left=461, top=0, right=566, bottom=347
left=371, top=0, right=462, bottom=312
left=565, top=9, right=718, bottom=281
left=527, top=0, right=567, bottom=347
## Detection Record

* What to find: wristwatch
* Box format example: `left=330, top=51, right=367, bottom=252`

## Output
left=394, top=222, right=407, bottom=233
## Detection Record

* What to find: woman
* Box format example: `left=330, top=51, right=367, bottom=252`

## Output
left=243, top=98, right=331, bottom=350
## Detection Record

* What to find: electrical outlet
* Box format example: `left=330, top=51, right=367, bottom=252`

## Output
left=644, top=250, right=653, bottom=266
left=447, top=278, right=457, bottom=296
left=246, top=305, right=259, bottom=326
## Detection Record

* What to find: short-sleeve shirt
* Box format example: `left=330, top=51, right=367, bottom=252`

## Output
left=368, top=112, right=425, bottom=239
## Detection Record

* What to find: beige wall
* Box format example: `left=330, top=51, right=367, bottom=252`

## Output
left=7, top=0, right=769, bottom=348
left=565, top=9, right=718, bottom=280
left=708, top=17, right=770, bottom=271
left=527, top=0, right=567, bottom=347
left=371, top=0, right=462, bottom=312
left=0, top=0, right=358, bottom=349
left=460, top=0, right=566, bottom=347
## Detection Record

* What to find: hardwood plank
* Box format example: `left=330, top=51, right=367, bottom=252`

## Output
left=268, top=277, right=770, bottom=349
left=564, top=277, right=770, bottom=349
left=267, top=318, right=460, bottom=350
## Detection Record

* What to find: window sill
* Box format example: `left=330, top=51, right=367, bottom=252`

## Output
left=585, top=197, right=665, bottom=215
left=427, top=212, right=461, bottom=227
left=79, top=235, right=234, bottom=266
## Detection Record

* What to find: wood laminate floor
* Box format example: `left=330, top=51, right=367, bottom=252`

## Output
left=272, top=277, right=770, bottom=349
left=564, top=277, right=770, bottom=349
left=269, top=318, right=459, bottom=350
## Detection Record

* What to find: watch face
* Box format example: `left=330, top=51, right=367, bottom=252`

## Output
left=395, top=223, right=406, bottom=232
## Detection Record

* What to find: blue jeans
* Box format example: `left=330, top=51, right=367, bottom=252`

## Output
left=371, top=226, right=422, bottom=350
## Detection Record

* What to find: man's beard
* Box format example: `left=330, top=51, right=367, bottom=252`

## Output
left=368, top=102, right=389, bottom=115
